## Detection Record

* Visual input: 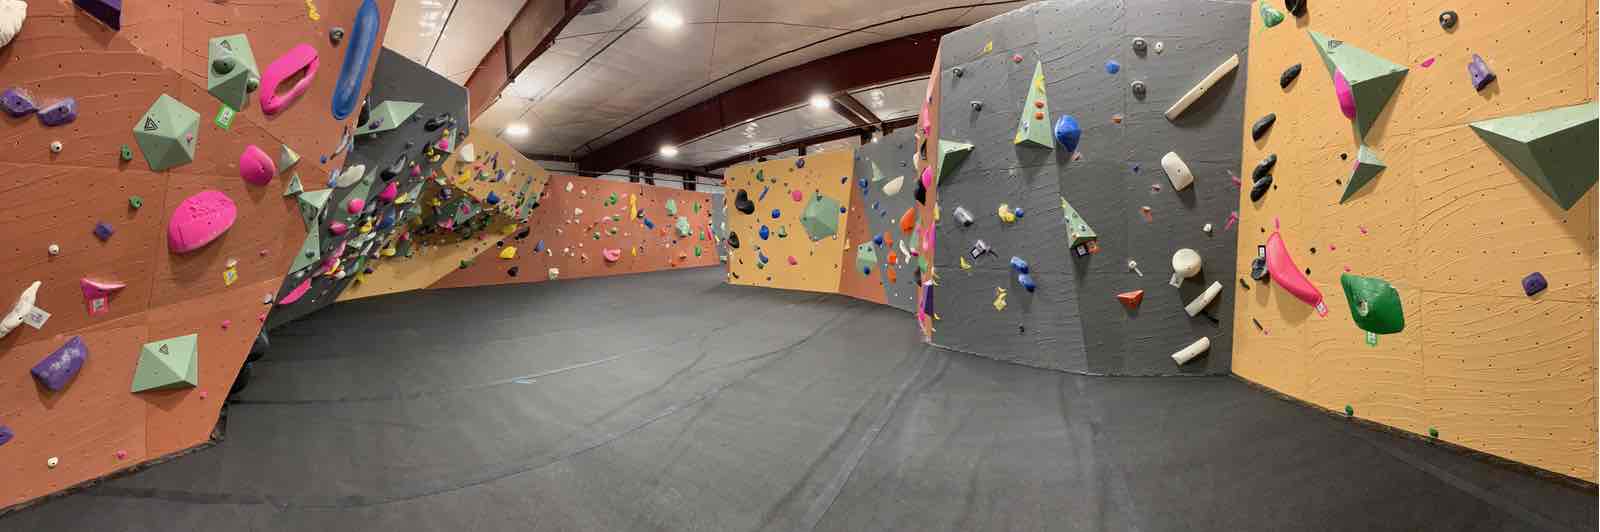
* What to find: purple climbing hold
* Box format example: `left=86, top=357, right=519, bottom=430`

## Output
left=795, top=158, right=805, bottom=169
left=38, top=98, right=78, bottom=126
left=93, top=221, right=114, bottom=241
left=74, top=0, right=123, bottom=30
left=1468, top=54, right=1496, bottom=91
left=1522, top=272, right=1547, bottom=296
left=31, top=336, right=88, bottom=392
left=1, top=88, right=37, bottom=117
left=0, top=425, right=12, bottom=448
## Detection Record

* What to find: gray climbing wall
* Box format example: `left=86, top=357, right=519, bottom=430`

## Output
left=931, top=0, right=1247, bottom=375
left=710, top=191, right=727, bottom=260
left=854, top=128, right=920, bottom=313
left=265, top=48, right=469, bottom=330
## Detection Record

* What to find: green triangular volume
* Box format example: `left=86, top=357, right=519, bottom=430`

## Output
left=132, top=334, right=200, bottom=393
left=1470, top=102, right=1599, bottom=210
left=1308, top=32, right=1407, bottom=142
left=1013, top=62, right=1053, bottom=149
left=1340, top=145, right=1387, bottom=203
left=1060, top=196, right=1098, bottom=247
left=283, top=173, right=305, bottom=197
left=937, top=140, right=973, bottom=182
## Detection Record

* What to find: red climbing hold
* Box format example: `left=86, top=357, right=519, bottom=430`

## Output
left=1116, top=290, right=1145, bottom=310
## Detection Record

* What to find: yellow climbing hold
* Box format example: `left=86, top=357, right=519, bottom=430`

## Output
left=960, top=256, right=973, bottom=270
left=997, top=203, right=1017, bottom=223
left=499, top=246, right=518, bottom=260
left=306, top=0, right=321, bottom=21
left=993, top=287, right=1008, bottom=311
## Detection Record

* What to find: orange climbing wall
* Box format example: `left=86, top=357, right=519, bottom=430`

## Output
left=915, top=50, right=942, bottom=335
left=836, top=185, right=888, bottom=304
left=1231, top=0, right=1597, bottom=481
left=0, top=0, right=393, bottom=507
left=429, top=174, right=720, bottom=289
left=337, top=129, right=551, bottom=301
left=723, top=150, right=855, bottom=294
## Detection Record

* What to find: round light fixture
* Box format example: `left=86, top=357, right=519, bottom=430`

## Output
left=809, top=94, right=831, bottom=110
left=648, top=9, right=684, bottom=29
left=659, top=145, right=680, bottom=158
left=504, top=123, right=530, bottom=137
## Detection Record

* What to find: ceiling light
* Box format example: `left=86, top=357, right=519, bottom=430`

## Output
left=648, top=9, right=683, bottom=29
left=659, top=145, right=680, bottom=158
left=809, top=94, right=831, bottom=110
left=504, top=123, right=530, bottom=137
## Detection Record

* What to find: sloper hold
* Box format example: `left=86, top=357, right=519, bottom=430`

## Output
left=355, top=100, right=423, bottom=136
left=937, top=140, right=973, bottom=181
left=800, top=194, right=842, bottom=241
left=332, top=0, right=380, bottom=120
left=1469, top=102, right=1598, bottom=210
left=733, top=189, right=755, bottom=215
left=1340, top=144, right=1386, bottom=203
left=1341, top=273, right=1405, bottom=334
left=1053, top=115, right=1081, bottom=152
left=73, top=0, right=121, bottom=30
left=1, top=87, right=36, bottom=116
left=133, top=94, right=200, bottom=171
left=1060, top=196, right=1097, bottom=247
left=132, top=334, right=200, bottom=393
left=38, top=98, right=76, bottom=126
left=168, top=191, right=236, bottom=253
left=32, top=336, right=88, bottom=392
left=1013, top=62, right=1053, bottom=149
left=1308, top=32, right=1407, bottom=141
left=1279, top=64, right=1302, bottom=88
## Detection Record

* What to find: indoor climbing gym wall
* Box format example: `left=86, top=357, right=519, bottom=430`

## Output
left=723, top=150, right=855, bottom=293
left=336, top=126, right=549, bottom=301
left=429, top=174, right=720, bottom=289
left=265, top=47, right=470, bottom=329
left=929, top=1, right=1248, bottom=375
left=709, top=191, right=728, bottom=260
left=1232, top=0, right=1598, bottom=482
left=849, top=127, right=922, bottom=312
left=0, top=0, right=396, bottom=508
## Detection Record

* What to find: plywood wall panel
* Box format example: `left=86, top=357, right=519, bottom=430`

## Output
left=149, top=170, right=303, bottom=309
left=835, top=185, right=888, bottom=305
left=723, top=150, right=854, bottom=294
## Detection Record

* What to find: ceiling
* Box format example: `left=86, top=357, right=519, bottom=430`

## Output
left=469, top=0, right=1032, bottom=169
left=384, top=0, right=529, bottom=85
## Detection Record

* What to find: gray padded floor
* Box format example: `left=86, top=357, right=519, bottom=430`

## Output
left=3, top=268, right=1593, bottom=531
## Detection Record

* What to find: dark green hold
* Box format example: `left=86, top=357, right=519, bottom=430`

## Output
left=120, top=144, right=134, bottom=161
left=1344, top=405, right=1354, bottom=416
left=1428, top=427, right=1439, bottom=438
left=1341, top=273, right=1405, bottom=334
left=128, top=195, right=143, bottom=209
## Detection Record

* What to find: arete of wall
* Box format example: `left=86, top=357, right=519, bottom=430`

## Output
left=723, top=149, right=855, bottom=293
left=0, top=0, right=394, bottom=508
left=1232, top=0, right=1597, bottom=481
left=928, top=0, right=1246, bottom=375
left=429, top=173, right=720, bottom=289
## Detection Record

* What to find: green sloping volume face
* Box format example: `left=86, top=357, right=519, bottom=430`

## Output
left=855, top=243, right=879, bottom=273
left=937, top=140, right=973, bottom=182
left=206, top=34, right=260, bottom=111
left=800, top=195, right=842, bottom=241
left=133, top=94, right=200, bottom=171
left=1340, top=274, right=1405, bottom=334
left=1470, top=102, right=1599, bottom=210
left=1013, top=62, right=1053, bottom=148
left=1059, top=196, right=1097, bottom=247
left=355, top=100, right=424, bottom=136
left=132, top=334, right=200, bottom=392
left=1340, top=145, right=1387, bottom=203
left=1308, top=31, right=1407, bottom=142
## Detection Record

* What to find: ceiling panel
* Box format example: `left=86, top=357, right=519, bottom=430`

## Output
left=850, top=77, right=929, bottom=121
left=383, top=0, right=459, bottom=66
left=644, top=103, right=854, bottom=167
left=425, top=0, right=530, bottom=84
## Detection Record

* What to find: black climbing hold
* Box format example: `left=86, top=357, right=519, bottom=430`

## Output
left=330, top=27, right=346, bottom=45
left=424, top=113, right=451, bottom=132
left=727, top=231, right=741, bottom=249
left=1280, top=63, right=1301, bottom=88
left=381, top=154, right=406, bottom=180
left=495, top=240, right=505, bottom=248
left=1130, top=80, right=1147, bottom=99
left=514, top=228, right=531, bottom=240
left=796, top=158, right=805, bottom=169
left=1439, top=10, right=1457, bottom=30
left=1286, top=0, right=1305, bottom=16
left=914, top=180, right=927, bottom=205
left=1250, top=256, right=1270, bottom=280
left=1252, top=113, right=1276, bottom=141
left=1250, top=174, right=1273, bottom=202
left=1253, top=154, right=1277, bottom=181
left=734, top=189, right=755, bottom=215
left=507, top=266, right=519, bottom=277
left=952, top=66, right=964, bottom=77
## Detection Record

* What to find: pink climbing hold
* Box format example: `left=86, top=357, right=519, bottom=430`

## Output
left=920, top=165, right=934, bottom=189
left=260, top=44, right=320, bottom=116
left=1265, top=229, right=1328, bottom=316
left=220, top=319, right=231, bottom=329
left=602, top=248, right=623, bottom=263
left=787, top=256, right=798, bottom=266
left=378, top=181, right=398, bottom=202
left=238, top=145, right=277, bottom=186
left=1420, top=57, right=1436, bottom=68
left=277, top=277, right=312, bottom=305
left=168, top=190, right=237, bottom=253
left=791, top=190, right=803, bottom=202
left=328, top=221, right=349, bottom=235
left=1333, top=69, right=1357, bottom=120
left=346, top=198, right=365, bottom=214
left=80, top=278, right=125, bottom=300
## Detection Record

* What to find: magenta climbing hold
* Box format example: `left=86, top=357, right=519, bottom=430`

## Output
left=603, top=248, right=623, bottom=263
left=378, top=181, right=398, bottom=202
left=1467, top=54, right=1496, bottom=91
left=239, top=145, right=277, bottom=186
left=1266, top=228, right=1328, bottom=316
left=346, top=198, right=365, bottom=214
left=1333, top=70, right=1356, bottom=119
left=278, top=277, right=312, bottom=305
left=791, top=189, right=803, bottom=202
left=328, top=221, right=349, bottom=235
left=920, top=165, right=934, bottom=189
left=1, top=87, right=35, bottom=117
left=787, top=256, right=798, bottom=266
left=168, top=190, right=236, bottom=253
left=38, top=98, right=77, bottom=126
left=260, top=44, right=319, bottom=116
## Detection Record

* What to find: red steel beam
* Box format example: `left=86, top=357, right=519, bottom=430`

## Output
left=463, top=0, right=592, bottom=120
left=577, top=28, right=953, bottom=173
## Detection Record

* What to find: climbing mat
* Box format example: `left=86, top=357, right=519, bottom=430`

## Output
left=852, top=128, right=927, bottom=313
left=722, top=150, right=855, bottom=294
left=928, top=1, right=1246, bottom=375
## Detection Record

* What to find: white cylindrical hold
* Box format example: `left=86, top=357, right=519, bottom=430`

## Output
left=1170, top=248, right=1201, bottom=287
left=1165, top=53, right=1239, bottom=121
left=1171, top=337, right=1211, bottom=365
left=1185, top=281, right=1223, bottom=317
left=1162, top=152, right=1194, bottom=191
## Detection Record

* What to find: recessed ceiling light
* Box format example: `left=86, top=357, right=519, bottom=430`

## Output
left=659, top=145, right=680, bottom=158
left=809, top=94, right=831, bottom=109
left=504, top=123, right=530, bottom=137
left=648, top=9, right=683, bottom=29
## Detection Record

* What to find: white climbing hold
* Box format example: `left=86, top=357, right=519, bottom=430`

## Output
left=0, top=280, right=40, bottom=339
left=1171, top=337, right=1210, bottom=365
left=47, top=244, right=59, bottom=256
left=46, top=456, right=58, bottom=469
left=335, top=164, right=365, bottom=188
left=1161, top=152, right=1194, bottom=191
left=1184, top=281, right=1223, bottom=317
left=0, top=0, right=24, bottom=50
left=882, top=175, right=904, bottom=196
left=459, top=143, right=476, bottom=163
left=1166, top=54, right=1239, bottom=121
left=1203, top=223, right=1214, bottom=233
left=1127, top=259, right=1143, bottom=277
left=1170, top=248, right=1201, bottom=287
left=49, top=140, right=62, bottom=153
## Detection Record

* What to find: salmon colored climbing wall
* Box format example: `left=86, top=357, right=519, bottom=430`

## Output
left=337, top=128, right=551, bottom=301
left=836, top=185, right=888, bottom=304
left=723, top=150, right=855, bottom=294
left=1231, top=0, right=1597, bottom=481
left=0, top=0, right=394, bottom=508
left=915, top=50, right=942, bottom=335
left=429, top=174, right=720, bottom=289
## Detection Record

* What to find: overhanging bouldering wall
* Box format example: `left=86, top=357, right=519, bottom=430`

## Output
left=429, top=174, right=719, bottom=289
left=1232, top=0, right=1597, bottom=482
left=929, top=0, right=1247, bottom=375
left=723, top=150, right=854, bottom=293
left=335, top=127, right=549, bottom=301
left=263, top=47, right=468, bottom=330
left=0, top=0, right=395, bottom=508
left=850, top=128, right=922, bottom=312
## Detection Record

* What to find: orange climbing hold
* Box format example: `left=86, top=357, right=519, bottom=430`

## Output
left=886, top=267, right=897, bottom=283
left=1116, top=290, right=1145, bottom=310
left=898, top=207, right=917, bottom=234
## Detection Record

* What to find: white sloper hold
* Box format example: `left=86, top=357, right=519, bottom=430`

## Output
left=0, top=281, right=41, bottom=339
left=335, top=164, right=366, bottom=188
left=882, top=175, right=904, bottom=197
left=459, top=143, right=476, bottom=163
left=1170, top=248, right=1202, bottom=287
left=0, top=0, right=24, bottom=50
left=1184, top=281, right=1223, bottom=317
left=1172, top=337, right=1211, bottom=365
left=1166, top=53, right=1239, bottom=121
left=1162, top=152, right=1193, bottom=191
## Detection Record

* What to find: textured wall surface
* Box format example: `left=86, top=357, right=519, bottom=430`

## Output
left=851, top=128, right=921, bottom=312
left=929, top=0, right=1247, bottom=374
left=722, top=150, right=854, bottom=294
left=0, top=0, right=393, bottom=507
left=1232, top=0, right=1597, bottom=481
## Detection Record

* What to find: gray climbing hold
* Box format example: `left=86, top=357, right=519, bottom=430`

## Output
left=1130, top=80, right=1147, bottom=99
left=1132, top=37, right=1147, bottom=54
left=1252, top=113, right=1276, bottom=141
left=970, top=100, right=982, bottom=111
left=951, top=66, right=963, bottom=77
left=1280, top=63, right=1302, bottom=88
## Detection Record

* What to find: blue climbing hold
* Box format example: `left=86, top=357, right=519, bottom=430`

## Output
left=873, top=234, right=884, bottom=246
left=1018, top=273, right=1037, bottom=292
left=642, top=217, right=655, bottom=229
left=376, top=212, right=395, bottom=231
left=858, top=177, right=869, bottom=192
left=1105, top=60, right=1121, bottom=74
left=862, top=266, right=871, bottom=275
left=796, top=158, right=805, bottom=168
left=1010, top=256, right=1029, bottom=274
left=486, top=192, right=500, bottom=205
left=1013, top=207, right=1025, bottom=219
left=771, top=208, right=781, bottom=219
left=759, top=225, right=770, bottom=240
left=332, top=0, right=381, bottom=120
left=1053, top=115, right=1081, bottom=152
left=533, top=240, right=544, bottom=252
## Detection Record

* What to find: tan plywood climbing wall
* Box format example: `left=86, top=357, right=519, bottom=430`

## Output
left=429, top=175, right=720, bottom=289
left=337, top=129, right=550, bottom=301
left=836, top=185, right=888, bottom=304
left=1232, top=0, right=1597, bottom=481
left=0, top=0, right=394, bottom=507
left=723, top=150, right=855, bottom=294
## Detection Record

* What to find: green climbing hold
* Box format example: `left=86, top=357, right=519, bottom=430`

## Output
left=133, top=94, right=200, bottom=171
left=1341, top=273, right=1405, bottom=334
left=1344, top=405, right=1354, bottom=416
left=128, top=196, right=143, bottom=209
left=855, top=243, right=879, bottom=273
left=800, top=195, right=842, bottom=240
left=694, top=246, right=702, bottom=257
left=1428, top=427, right=1439, bottom=438
left=1060, top=196, right=1098, bottom=247
left=459, top=259, right=473, bottom=269
left=206, top=34, right=260, bottom=112
left=1013, top=62, right=1053, bottom=149
left=1469, top=102, right=1599, bottom=210
left=938, top=140, right=974, bottom=182
left=1259, top=0, right=1285, bottom=28
left=1308, top=31, right=1408, bottom=142
left=355, top=100, right=424, bottom=136
left=755, top=169, right=765, bottom=182
left=675, top=216, right=692, bottom=237
left=1340, top=145, right=1387, bottom=203
left=283, top=173, right=304, bottom=197
left=131, top=334, right=199, bottom=393
left=119, top=144, right=133, bottom=161
left=776, top=225, right=788, bottom=239
left=693, top=201, right=701, bottom=213
left=607, top=192, right=618, bottom=205
left=666, top=199, right=678, bottom=217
